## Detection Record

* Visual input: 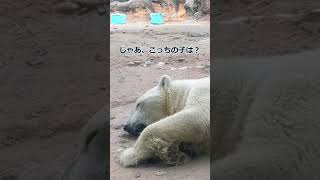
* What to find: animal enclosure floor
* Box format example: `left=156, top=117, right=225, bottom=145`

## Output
left=110, top=22, right=210, bottom=180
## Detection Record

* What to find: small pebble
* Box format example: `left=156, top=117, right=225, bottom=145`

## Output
left=134, top=172, right=141, bottom=178
left=177, top=58, right=185, bottom=62
left=157, top=62, right=165, bottom=66
left=133, top=60, right=143, bottom=65
left=25, top=59, right=44, bottom=66
left=154, top=170, right=167, bottom=176
left=113, top=125, right=123, bottom=130
left=127, top=62, right=136, bottom=66
left=95, top=53, right=105, bottom=62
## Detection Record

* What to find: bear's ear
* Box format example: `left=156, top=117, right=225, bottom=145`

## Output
left=159, top=75, right=171, bottom=90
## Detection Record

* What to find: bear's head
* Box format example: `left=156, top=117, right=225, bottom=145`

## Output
left=123, top=75, right=171, bottom=136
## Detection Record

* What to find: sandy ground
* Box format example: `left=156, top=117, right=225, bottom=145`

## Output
left=0, top=10, right=107, bottom=180
left=110, top=22, right=210, bottom=180
left=213, top=0, right=320, bottom=58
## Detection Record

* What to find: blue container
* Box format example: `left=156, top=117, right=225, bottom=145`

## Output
left=150, top=13, right=164, bottom=25
left=111, top=13, right=127, bottom=24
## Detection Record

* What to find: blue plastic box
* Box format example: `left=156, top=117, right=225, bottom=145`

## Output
left=111, top=13, right=127, bottom=24
left=150, top=13, right=164, bottom=25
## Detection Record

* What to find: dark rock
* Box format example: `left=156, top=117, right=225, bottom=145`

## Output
left=177, top=58, right=185, bottom=62
left=113, top=125, right=123, bottom=130
left=33, top=49, right=48, bottom=57
left=25, top=58, right=44, bottom=67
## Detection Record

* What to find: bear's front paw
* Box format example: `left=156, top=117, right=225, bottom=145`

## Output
left=119, top=147, right=140, bottom=167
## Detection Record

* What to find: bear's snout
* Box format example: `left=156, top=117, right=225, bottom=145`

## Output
left=135, top=123, right=146, bottom=134
left=123, top=123, right=146, bottom=136
left=123, top=124, right=129, bottom=131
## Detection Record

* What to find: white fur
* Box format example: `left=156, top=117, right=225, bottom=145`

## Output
left=120, top=75, right=210, bottom=167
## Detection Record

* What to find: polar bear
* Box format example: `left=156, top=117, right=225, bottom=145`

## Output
left=120, top=75, right=210, bottom=167
left=210, top=52, right=320, bottom=179
left=62, top=106, right=107, bottom=180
